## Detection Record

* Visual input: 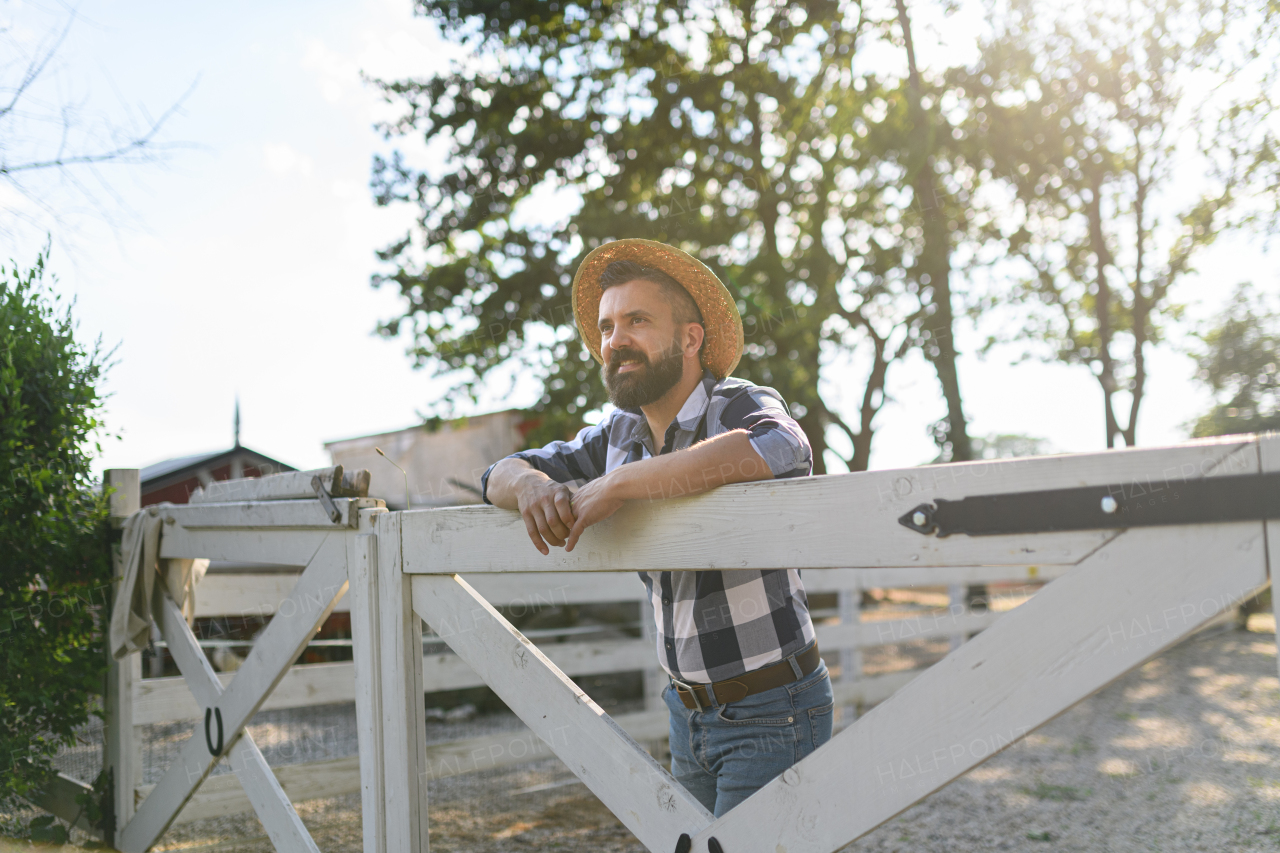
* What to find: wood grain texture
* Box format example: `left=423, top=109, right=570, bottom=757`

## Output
left=139, top=592, right=319, bottom=853
left=402, top=440, right=1253, bottom=574
left=188, top=467, right=368, bottom=504
left=412, top=574, right=715, bottom=852
left=105, top=568, right=140, bottom=843
left=1259, top=433, right=1280, bottom=683
left=159, top=498, right=380, bottom=530
left=118, top=539, right=348, bottom=853
left=348, top=528, right=386, bottom=853
left=134, top=615, right=958, bottom=725
left=160, top=526, right=329, bottom=566
left=188, top=566, right=1063, bottom=620
left=691, top=519, right=1271, bottom=853
left=374, top=512, right=430, bottom=853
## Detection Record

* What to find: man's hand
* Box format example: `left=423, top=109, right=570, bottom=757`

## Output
left=515, top=476, right=577, bottom=556
left=564, top=474, right=626, bottom=552
left=487, top=430, right=772, bottom=555
left=485, top=458, right=577, bottom=555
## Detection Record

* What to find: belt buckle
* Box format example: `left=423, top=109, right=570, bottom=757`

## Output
left=670, top=676, right=705, bottom=712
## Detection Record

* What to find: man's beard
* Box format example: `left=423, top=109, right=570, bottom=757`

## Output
left=603, top=337, right=685, bottom=409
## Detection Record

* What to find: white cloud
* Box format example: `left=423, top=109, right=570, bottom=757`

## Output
left=263, top=142, right=313, bottom=176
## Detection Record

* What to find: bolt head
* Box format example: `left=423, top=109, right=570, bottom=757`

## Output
left=1100, top=495, right=1118, bottom=514
left=912, top=510, right=928, bottom=527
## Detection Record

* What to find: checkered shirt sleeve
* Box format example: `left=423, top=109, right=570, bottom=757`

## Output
left=481, top=373, right=817, bottom=683
left=481, top=419, right=614, bottom=502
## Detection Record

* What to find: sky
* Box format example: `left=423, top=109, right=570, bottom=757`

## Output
left=3, top=0, right=1275, bottom=479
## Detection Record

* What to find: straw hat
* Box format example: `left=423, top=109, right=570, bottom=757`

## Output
left=571, top=239, right=744, bottom=379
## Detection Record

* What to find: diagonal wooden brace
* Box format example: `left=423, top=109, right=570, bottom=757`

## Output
left=411, top=574, right=715, bottom=853
left=152, top=587, right=320, bottom=853
left=117, top=535, right=349, bottom=853
left=689, top=522, right=1270, bottom=853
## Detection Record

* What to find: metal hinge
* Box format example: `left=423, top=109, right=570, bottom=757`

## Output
left=898, top=471, right=1280, bottom=537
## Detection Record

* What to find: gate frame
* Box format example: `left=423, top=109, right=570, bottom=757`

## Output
left=357, top=434, right=1278, bottom=853
left=103, top=436, right=1279, bottom=853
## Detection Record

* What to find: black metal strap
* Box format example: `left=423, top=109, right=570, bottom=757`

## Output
left=898, top=471, right=1280, bottom=538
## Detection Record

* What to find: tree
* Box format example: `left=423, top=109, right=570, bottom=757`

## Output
left=371, top=0, right=985, bottom=473
left=893, top=0, right=973, bottom=462
left=1188, top=281, right=1278, bottom=627
left=1190, top=283, right=1280, bottom=437
left=0, top=248, right=113, bottom=833
left=958, top=0, right=1275, bottom=447
left=0, top=8, right=189, bottom=242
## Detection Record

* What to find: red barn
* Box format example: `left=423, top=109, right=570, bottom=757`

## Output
left=140, top=444, right=295, bottom=506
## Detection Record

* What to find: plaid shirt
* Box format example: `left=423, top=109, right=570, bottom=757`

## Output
left=481, top=370, right=816, bottom=683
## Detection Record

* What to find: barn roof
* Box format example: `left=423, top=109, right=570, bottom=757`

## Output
left=140, top=446, right=296, bottom=493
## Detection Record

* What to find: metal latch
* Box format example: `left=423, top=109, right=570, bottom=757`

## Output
left=312, top=474, right=342, bottom=524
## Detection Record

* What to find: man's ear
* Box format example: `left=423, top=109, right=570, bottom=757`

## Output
left=684, top=322, right=706, bottom=359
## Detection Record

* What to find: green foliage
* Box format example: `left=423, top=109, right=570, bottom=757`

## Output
left=1191, top=284, right=1280, bottom=437
left=371, top=0, right=990, bottom=472
left=958, top=0, right=1272, bottom=448
left=27, top=814, right=70, bottom=845
left=0, top=247, right=113, bottom=814
left=373, top=0, right=1277, bottom=466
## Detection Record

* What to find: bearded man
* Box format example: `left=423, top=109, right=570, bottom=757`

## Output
left=482, top=239, right=832, bottom=817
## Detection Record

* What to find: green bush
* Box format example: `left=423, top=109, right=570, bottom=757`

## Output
left=0, top=247, right=113, bottom=823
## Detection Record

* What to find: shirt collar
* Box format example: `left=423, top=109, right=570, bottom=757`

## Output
left=672, top=369, right=718, bottom=432
left=629, top=369, right=718, bottom=455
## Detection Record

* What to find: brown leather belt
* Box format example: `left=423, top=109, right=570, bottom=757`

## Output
left=672, top=644, right=822, bottom=710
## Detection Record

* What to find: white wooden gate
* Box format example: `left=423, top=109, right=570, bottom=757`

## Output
left=108, top=435, right=1280, bottom=853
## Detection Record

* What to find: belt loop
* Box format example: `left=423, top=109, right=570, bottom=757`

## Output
left=704, top=682, right=719, bottom=708
left=786, top=653, right=804, bottom=680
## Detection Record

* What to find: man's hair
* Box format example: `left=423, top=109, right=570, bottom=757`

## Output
left=599, top=260, right=704, bottom=327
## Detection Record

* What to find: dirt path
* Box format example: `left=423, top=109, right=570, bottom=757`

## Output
left=424, top=618, right=1280, bottom=853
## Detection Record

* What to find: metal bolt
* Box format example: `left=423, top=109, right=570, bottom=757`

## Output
left=1100, top=496, right=1118, bottom=514
left=912, top=510, right=928, bottom=527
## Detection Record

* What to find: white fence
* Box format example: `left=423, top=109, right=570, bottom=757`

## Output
left=84, top=434, right=1279, bottom=853
left=95, top=522, right=1057, bottom=828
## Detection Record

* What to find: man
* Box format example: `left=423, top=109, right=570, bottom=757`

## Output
left=482, top=239, right=832, bottom=817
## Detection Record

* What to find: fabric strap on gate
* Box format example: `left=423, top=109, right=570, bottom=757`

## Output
left=898, top=471, right=1280, bottom=538
left=109, top=507, right=208, bottom=659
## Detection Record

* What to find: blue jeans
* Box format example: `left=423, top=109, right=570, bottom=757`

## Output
left=663, top=656, right=834, bottom=817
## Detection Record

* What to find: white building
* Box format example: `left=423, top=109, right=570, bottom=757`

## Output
left=325, top=410, right=533, bottom=509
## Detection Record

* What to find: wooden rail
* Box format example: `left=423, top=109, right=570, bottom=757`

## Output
left=124, top=565, right=1040, bottom=824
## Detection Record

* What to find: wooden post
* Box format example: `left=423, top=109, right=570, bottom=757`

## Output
left=837, top=583, right=862, bottom=727
left=375, top=512, right=429, bottom=853
left=106, top=468, right=141, bottom=526
left=348, top=513, right=386, bottom=853
left=104, top=469, right=140, bottom=844
left=1261, top=434, right=1280, bottom=683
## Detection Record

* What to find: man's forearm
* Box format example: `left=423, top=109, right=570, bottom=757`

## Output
left=608, top=429, right=771, bottom=502
left=485, top=457, right=548, bottom=509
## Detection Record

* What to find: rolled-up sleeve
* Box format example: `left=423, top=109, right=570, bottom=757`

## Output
left=481, top=419, right=613, bottom=504
left=720, top=389, right=812, bottom=479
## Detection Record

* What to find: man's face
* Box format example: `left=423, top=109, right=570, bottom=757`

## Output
left=597, top=279, right=694, bottom=409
